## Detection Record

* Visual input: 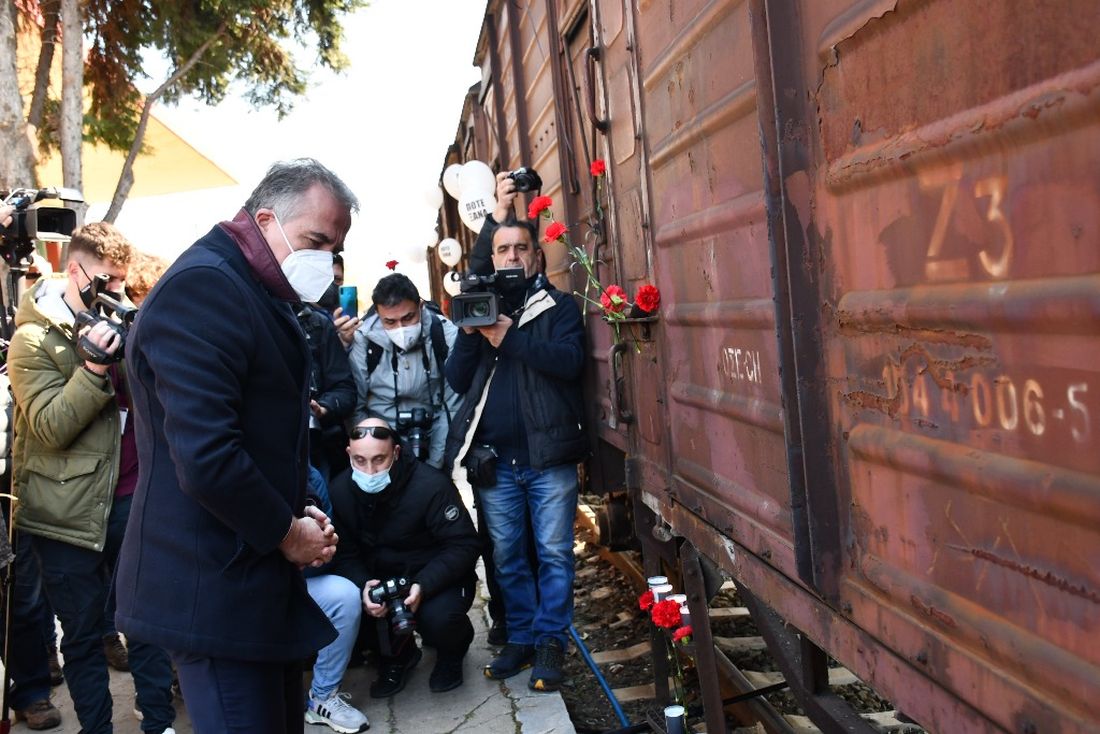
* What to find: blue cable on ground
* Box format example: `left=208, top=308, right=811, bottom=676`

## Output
left=569, top=624, right=632, bottom=728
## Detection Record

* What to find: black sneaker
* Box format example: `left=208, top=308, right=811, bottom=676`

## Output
left=487, top=621, right=508, bottom=646
left=483, top=642, right=535, bottom=680
left=428, top=655, right=465, bottom=693
left=528, top=637, right=565, bottom=692
left=369, top=646, right=422, bottom=698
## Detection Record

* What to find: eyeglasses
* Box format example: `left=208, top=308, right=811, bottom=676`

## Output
left=350, top=426, right=396, bottom=441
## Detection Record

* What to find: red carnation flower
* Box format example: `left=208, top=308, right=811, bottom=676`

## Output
left=650, top=599, right=682, bottom=629
left=543, top=221, right=568, bottom=243
left=638, top=589, right=655, bottom=612
left=590, top=159, right=607, bottom=177
left=527, top=195, right=554, bottom=219
left=634, top=284, right=661, bottom=313
left=672, top=625, right=693, bottom=644
left=600, top=285, right=628, bottom=314
left=385, top=260, right=398, bottom=271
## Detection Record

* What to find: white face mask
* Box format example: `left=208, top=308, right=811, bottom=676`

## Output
left=271, top=213, right=334, bottom=303
left=385, top=324, right=421, bottom=351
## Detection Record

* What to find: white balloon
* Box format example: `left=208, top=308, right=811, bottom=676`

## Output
left=458, top=192, right=496, bottom=234
left=442, top=164, right=464, bottom=199
left=458, top=160, right=496, bottom=198
left=423, top=185, right=443, bottom=210
left=442, top=270, right=463, bottom=297
left=438, top=238, right=462, bottom=268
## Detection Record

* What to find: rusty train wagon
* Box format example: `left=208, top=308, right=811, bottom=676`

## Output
left=432, top=1, right=1100, bottom=731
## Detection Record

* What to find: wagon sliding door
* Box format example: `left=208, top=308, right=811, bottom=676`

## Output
left=609, top=0, right=801, bottom=582
left=770, top=1, right=1100, bottom=731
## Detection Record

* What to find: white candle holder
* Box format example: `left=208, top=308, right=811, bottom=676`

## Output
left=652, top=583, right=673, bottom=601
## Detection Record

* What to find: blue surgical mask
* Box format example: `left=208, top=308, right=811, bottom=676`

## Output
left=351, top=466, right=391, bottom=494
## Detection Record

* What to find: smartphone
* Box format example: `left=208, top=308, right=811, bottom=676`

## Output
left=338, top=285, right=358, bottom=317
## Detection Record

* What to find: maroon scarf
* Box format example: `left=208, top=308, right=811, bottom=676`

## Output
left=219, top=208, right=297, bottom=301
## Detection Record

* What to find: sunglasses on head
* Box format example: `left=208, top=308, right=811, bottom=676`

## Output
left=350, top=426, right=396, bottom=441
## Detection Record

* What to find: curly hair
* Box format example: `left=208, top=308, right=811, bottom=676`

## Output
left=125, top=252, right=170, bottom=306
left=67, top=222, right=134, bottom=267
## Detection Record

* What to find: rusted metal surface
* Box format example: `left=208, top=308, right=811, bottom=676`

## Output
left=435, top=0, right=1100, bottom=731
left=805, top=0, right=1100, bottom=731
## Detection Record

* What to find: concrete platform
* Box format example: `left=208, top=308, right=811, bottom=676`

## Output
left=6, top=589, right=575, bottom=734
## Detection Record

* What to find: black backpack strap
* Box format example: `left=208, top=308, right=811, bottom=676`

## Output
left=427, top=313, right=451, bottom=424
left=366, top=341, right=383, bottom=377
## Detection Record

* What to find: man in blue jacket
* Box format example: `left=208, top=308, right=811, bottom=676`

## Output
left=114, top=159, right=356, bottom=733
left=444, top=216, right=587, bottom=693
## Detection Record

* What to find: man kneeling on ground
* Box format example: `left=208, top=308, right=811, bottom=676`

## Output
left=311, top=418, right=479, bottom=719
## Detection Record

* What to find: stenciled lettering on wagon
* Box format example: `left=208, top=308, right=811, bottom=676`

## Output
left=917, top=164, right=1014, bottom=282
left=720, top=347, right=763, bottom=385
left=882, top=360, right=1092, bottom=445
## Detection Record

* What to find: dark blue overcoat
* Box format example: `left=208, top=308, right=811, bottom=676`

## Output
left=115, top=224, right=336, bottom=661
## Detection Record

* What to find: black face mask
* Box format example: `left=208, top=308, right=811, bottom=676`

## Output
left=78, top=280, right=96, bottom=309
left=316, top=281, right=340, bottom=312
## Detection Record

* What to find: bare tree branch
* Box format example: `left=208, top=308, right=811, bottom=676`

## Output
left=103, top=21, right=228, bottom=223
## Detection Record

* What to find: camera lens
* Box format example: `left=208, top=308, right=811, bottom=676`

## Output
left=469, top=301, right=490, bottom=319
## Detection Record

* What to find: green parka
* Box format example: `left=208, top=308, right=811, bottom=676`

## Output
left=9, top=275, right=121, bottom=551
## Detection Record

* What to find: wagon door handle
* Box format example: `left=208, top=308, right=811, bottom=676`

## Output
left=608, top=342, right=634, bottom=425
left=586, top=47, right=609, bottom=134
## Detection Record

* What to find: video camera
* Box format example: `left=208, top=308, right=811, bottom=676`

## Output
left=396, top=408, right=433, bottom=462
left=507, top=166, right=543, bottom=193
left=367, top=576, right=416, bottom=637
left=450, top=267, right=526, bottom=329
left=0, top=188, right=81, bottom=267
left=75, top=273, right=137, bottom=365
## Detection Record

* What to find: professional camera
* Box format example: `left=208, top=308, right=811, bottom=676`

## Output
left=507, top=166, right=543, bottom=193
left=0, top=188, right=81, bottom=267
left=75, top=273, right=137, bottom=365
left=449, top=267, right=526, bottom=329
left=396, top=408, right=433, bottom=462
left=367, top=576, right=416, bottom=637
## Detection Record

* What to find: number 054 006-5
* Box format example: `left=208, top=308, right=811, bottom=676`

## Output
left=882, top=361, right=1092, bottom=445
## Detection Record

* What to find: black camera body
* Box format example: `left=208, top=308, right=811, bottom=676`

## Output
left=75, top=274, right=137, bottom=365
left=396, top=407, right=433, bottom=461
left=1, top=188, right=81, bottom=267
left=450, top=267, right=526, bottom=329
left=367, top=576, right=416, bottom=637
left=507, top=167, right=543, bottom=193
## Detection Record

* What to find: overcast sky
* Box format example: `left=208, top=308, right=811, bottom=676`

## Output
left=93, top=0, right=486, bottom=297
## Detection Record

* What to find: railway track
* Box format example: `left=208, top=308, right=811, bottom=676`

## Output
left=573, top=504, right=926, bottom=734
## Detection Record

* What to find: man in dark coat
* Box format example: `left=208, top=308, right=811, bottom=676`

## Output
left=114, top=159, right=356, bottom=733
left=326, top=418, right=479, bottom=699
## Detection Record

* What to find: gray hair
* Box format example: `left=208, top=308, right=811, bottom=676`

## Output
left=243, top=158, right=360, bottom=221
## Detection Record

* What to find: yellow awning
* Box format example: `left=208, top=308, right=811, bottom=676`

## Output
left=19, top=13, right=236, bottom=203
left=35, top=112, right=237, bottom=204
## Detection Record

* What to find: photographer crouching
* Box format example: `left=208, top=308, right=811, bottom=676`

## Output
left=306, top=417, right=478, bottom=724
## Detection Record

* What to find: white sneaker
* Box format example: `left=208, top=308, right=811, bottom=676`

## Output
left=305, top=690, right=370, bottom=733
left=160, top=729, right=177, bottom=734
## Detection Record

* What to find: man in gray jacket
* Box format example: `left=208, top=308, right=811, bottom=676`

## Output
left=348, top=274, right=460, bottom=469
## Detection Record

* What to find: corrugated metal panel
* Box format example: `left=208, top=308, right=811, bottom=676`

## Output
left=811, top=0, right=1100, bottom=730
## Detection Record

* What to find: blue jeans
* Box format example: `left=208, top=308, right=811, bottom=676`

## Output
left=33, top=494, right=175, bottom=734
left=306, top=574, right=362, bottom=700
left=479, top=463, right=578, bottom=647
